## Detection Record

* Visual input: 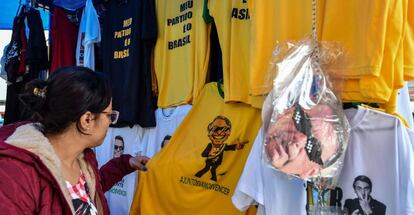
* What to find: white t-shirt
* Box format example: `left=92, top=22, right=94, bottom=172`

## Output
left=76, top=0, right=101, bottom=70
left=338, top=107, right=414, bottom=215
left=95, top=125, right=144, bottom=215
left=232, top=128, right=307, bottom=215
left=141, top=105, right=192, bottom=158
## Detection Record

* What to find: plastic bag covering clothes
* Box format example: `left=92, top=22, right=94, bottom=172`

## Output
left=262, top=38, right=349, bottom=186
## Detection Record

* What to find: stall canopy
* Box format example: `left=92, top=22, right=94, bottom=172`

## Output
left=0, top=1, right=50, bottom=30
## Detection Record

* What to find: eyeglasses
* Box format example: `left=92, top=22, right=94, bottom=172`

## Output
left=292, top=104, right=323, bottom=165
left=102, top=110, right=120, bottom=125
left=114, top=145, right=124, bottom=151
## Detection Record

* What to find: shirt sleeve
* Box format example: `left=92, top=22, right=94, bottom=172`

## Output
left=400, top=127, right=414, bottom=214
left=99, top=154, right=135, bottom=192
left=84, top=0, right=101, bottom=45
left=232, top=128, right=265, bottom=211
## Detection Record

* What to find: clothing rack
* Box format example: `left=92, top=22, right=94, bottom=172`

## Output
left=20, top=0, right=50, bottom=12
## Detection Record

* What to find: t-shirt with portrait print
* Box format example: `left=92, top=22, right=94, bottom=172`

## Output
left=141, top=104, right=192, bottom=158
left=336, top=107, right=414, bottom=215
left=95, top=125, right=144, bottom=215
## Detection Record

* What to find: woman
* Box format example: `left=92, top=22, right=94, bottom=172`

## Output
left=0, top=66, right=149, bottom=214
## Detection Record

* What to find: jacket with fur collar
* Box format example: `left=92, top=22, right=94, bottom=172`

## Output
left=0, top=123, right=135, bottom=215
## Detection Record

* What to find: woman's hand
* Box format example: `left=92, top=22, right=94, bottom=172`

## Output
left=129, top=155, right=150, bottom=171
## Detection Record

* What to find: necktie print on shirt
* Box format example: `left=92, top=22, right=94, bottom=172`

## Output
left=195, top=115, right=248, bottom=182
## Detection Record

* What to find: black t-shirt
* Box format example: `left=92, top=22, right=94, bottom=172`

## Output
left=26, top=9, right=49, bottom=77
left=102, top=0, right=156, bottom=127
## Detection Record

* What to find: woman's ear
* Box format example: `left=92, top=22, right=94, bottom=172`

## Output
left=79, top=111, right=94, bottom=132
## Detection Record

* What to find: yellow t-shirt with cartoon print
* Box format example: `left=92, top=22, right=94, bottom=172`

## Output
left=129, top=82, right=261, bottom=215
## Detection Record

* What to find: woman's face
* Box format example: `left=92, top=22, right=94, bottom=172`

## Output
left=90, top=101, right=113, bottom=147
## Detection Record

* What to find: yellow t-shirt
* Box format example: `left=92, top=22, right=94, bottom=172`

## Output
left=341, top=0, right=404, bottom=107
left=404, top=0, right=414, bottom=80
left=249, top=0, right=405, bottom=106
left=249, top=0, right=324, bottom=96
left=155, top=0, right=211, bottom=108
left=206, top=0, right=252, bottom=104
left=130, top=82, right=261, bottom=215
left=392, top=0, right=407, bottom=90
left=322, top=0, right=392, bottom=78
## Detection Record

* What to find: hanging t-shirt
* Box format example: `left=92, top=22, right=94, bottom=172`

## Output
left=26, top=8, right=48, bottom=76
left=393, top=0, right=408, bottom=90
left=102, top=0, right=156, bottom=127
left=248, top=0, right=411, bottom=111
left=4, top=10, right=25, bottom=125
left=248, top=0, right=323, bottom=96
left=4, top=8, right=25, bottom=83
left=335, top=107, right=414, bottom=215
left=76, top=0, right=100, bottom=71
left=95, top=126, right=144, bottom=215
left=322, top=0, right=395, bottom=78
left=341, top=0, right=404, bottom=107
left=232, top=128, right=307, bottom=215
left=50, top=7, right=78, bottom=73
left=141, top=104, right=192, bottom=158
left=154, top=0, right=211, bottom=108
left=397, top=83, right=414, bottom=128
left=404, top=0, right=414, bottom=80
left=204, top=0, right=252, bottom=104
left=130, top=82, right=261, bottom=215
left=4, top=7, right=47, bottom=125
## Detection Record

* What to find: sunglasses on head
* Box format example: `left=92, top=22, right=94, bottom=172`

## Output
left=292, top=103, right=323, bottom=166
left=101, top=110, right=120, bottom=125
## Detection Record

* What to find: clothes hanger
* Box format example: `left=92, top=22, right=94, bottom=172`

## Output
left=342, top=102, right=379, bottom=110
left=16, top=0, right=23, bottom=16
left=342, top=102, right=360, bottom=109
left=26, top=0, right=34, bottom=11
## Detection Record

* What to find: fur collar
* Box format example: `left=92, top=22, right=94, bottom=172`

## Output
left=5, top=124, right=98, bottom=214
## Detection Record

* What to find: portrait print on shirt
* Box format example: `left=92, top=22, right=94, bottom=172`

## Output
left=343, top=175, right=386, bottom=215
left=113, top=135, right=125, bottom=158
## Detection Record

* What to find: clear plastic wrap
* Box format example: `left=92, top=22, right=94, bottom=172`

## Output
left=262, top=38, right=349, bottom=188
